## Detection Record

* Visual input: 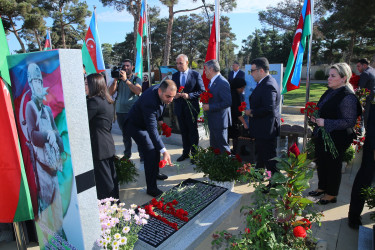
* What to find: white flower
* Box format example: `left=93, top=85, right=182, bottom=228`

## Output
left=119, top=236, right=127, bottom=245
left=105, top=235, right=111, bottom=242
left=96, top=239, right=104, bottom=247
left=130, top=204, right=137, bottom=209
left=134, top=215, right=140, bottom=221
left=144, top=214, right=150, bottom=219
left=122, top=226, right=130, bottom=234
left=114, top=233, right=121, bottom=240
left=119, top=202, right=125, bottom=207
left=105, top=229, right=111, bottom=235
left=141, top=218, right=148, bottom=225
left=112, top=241, right=120, bottom=248
left=128, top=209, right=135, bottom=215
left=123, top=214, right=131, bottom=221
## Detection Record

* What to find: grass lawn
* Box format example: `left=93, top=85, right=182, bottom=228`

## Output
left=283, top=82, right=328, bottom=106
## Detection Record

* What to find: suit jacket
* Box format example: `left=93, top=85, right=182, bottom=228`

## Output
left=207, top=74, right=232, bottom=129
left=172, top=70, right=205, bottom=116
left=228, top=69, right=245, bottom=85
left=87, top=96, right=115, bottom=160
left=249, top=75, right=281, bottom=139
left=125, top=84, right=166, bottom=151
left=367, top=104, right=375, bottom=151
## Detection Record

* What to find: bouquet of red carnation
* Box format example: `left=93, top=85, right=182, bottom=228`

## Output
left=178, top=86, right=198, bottom=122
left=199, top=90, right=213, bottom=135
left=238, top=101, right=247, bottom=114
left=161, top=123, right=172, bottom=137
left=349, top=73, right=360, bottom=89
left=301, top=102, right=338, bottom=158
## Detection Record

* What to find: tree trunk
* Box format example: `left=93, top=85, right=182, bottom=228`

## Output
left=34, top=29, right=42, bottom=51
left=163, top=5, right=174, bottom=66
left=9, top=18, right=26, bottom=53
left=346, top=33, right=356, bottom=64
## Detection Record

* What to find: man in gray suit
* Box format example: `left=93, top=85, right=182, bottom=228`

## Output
left=202, top=60, right=232, bottom=153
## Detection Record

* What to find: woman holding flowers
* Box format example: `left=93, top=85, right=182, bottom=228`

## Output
left=308, top=63, right=361, bottom=204
left=229, top=78, right=248, bottom=154
left=87, top=73, right=119, bottom=200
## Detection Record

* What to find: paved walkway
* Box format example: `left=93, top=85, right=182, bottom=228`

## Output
left=1, top=112, right=374, bottom=250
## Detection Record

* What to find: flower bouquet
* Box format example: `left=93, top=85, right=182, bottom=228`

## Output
left=212, top=145, right=323, bottom=249
left=191, top=146, right=242, bottom=182
left=199, top=90, right=213, bottom=135
left=96, top=198, right=148, bottom=249
left=114, top=156, right=139, bottom=185
left=349, top=73, right=360, bottom=89
left=301, top=101, right=338, bottom=158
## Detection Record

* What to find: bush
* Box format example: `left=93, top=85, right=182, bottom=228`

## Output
left=114, top=156, right=139, bottom=185
left=314, top=70, right=327, bottom=80
left=343, top=146, right=355, bottom=163
left=192, top=146, right=242, bottom=182
left=212, top=149, right=323, bottom=249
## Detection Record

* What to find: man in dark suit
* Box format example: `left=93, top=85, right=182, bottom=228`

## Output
left=245, top=57, right=281, bottom=175
left=202, top=59, right=232, bottom=153
left=172, top=54, right=205, bottom=162
left=124, top=80, right=176, bottom=197
left=348, top=103, right=375, bottom=229
left=357, top=58, right=375, bottom=128
left=228, top=61, right=245, bottom=86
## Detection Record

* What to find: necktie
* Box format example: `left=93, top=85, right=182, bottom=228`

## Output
left=181, top=73, right=186, bottom=87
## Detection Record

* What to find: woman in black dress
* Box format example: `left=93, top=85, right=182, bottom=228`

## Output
left=228, top=78, right=248, bottom=154
left=87, top=73, right=119, bottom=200
left=308, top=63, right=361, bottom=204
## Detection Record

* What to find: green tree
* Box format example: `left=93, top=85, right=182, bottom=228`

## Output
left=102, top=43, right=114, bottom=68
left=44, top=0, right=90, bottom=49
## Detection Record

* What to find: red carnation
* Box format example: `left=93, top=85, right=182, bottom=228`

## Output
left=299, top=218, right=311, bottom=230
left=178, top=86, right=185, bottom=93
left=235, top=154, right=242, bottom=163
left=159, top=160, right=167, bottom=168
left=293, top=226, right=307, bottom=238
left=300, top=108, right=305, bottom=114
left=288, top=143, right=300, bottom=157
left=281, top=118, right=284, bottom=123
left=213, top=148, right=221, bottom=155
left=245, top=228, right=250, bottom=234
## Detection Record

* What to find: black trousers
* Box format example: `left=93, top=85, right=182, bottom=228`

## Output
left=93, top=157, right=119, bottom=200
left=177, top=105, right=199, bottom=156
left=126, top=122, right=160, bottom=192
left=315, top=135, right=351, bottom=196
left=255, top=137, right=277, bottom=174
left=349, top=140, right=375, bottom=218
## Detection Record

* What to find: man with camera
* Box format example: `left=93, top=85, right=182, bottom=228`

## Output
left=109, top=59, right=142, bottom=160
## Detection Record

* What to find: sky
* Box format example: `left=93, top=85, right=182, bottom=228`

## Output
left=6, top=0, right=283, bottom=54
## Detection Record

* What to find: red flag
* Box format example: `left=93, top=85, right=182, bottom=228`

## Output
left=202, top=16, right=217, bottom=90
left=0, top=77, right=33, bottom=222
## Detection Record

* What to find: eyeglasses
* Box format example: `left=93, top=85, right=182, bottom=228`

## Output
left=251, top=68, right=260, bottom=73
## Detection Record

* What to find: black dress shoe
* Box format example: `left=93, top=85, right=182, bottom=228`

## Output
left=348, top=216, right=362, bottom=230
left=317, top=197, right=337, bottom=205
left=308, top=190, right=325, bottom=197
left=147, top=188, right=163, bottom=197
left=177, top=154, right=189, bottom=162
left=156, top=173, right=168, bottom=180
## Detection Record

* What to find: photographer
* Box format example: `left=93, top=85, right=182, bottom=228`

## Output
left=108, top=59, right=142, bottom=160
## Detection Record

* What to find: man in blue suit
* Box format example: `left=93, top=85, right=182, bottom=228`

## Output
left=172, top=54, right=205, bottom=162
left=202, top=59, right=232, bottom=153
left=245, top=57, right=281, bottom=175
left=124, top=80, right=176, bottom=197
left=228, top=61, right=245, bottom=86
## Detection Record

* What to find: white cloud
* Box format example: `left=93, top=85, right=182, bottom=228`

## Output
left=97, top=10, right=134, bottom=23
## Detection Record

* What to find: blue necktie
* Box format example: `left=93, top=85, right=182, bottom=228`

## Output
left=181, top=73, right=186, bottom=87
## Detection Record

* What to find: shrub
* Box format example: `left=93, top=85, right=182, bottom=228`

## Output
left=343, top=146, right=355, bottom=163
left=212, top=148, right=323, bottom=249
left=114, top=156, right=139, bottom=185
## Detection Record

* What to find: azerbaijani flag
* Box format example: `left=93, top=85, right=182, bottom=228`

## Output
left=202, top=15, right=217, bottom=90
left=0, top=16, right=34, bottom=223
left=281, top=0, right=312, bottom=94
left=82, top=11, right=105, bottom=75
left=134, top=0, right=147, bottom=77
left=43, top=30, right=52, bottom=50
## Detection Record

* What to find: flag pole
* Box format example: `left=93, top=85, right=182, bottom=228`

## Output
left=48, top=28, right=52, bottom=50
left=303, top=0, right=314, bottom=149
left=13, top=222, right=27, bottom=250
left=215, top=0, right=220, bottom=61
left=146, top=1, right=151, bottom=87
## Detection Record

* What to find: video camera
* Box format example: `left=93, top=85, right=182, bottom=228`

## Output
left=111, top=66, right=122, bottom=78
